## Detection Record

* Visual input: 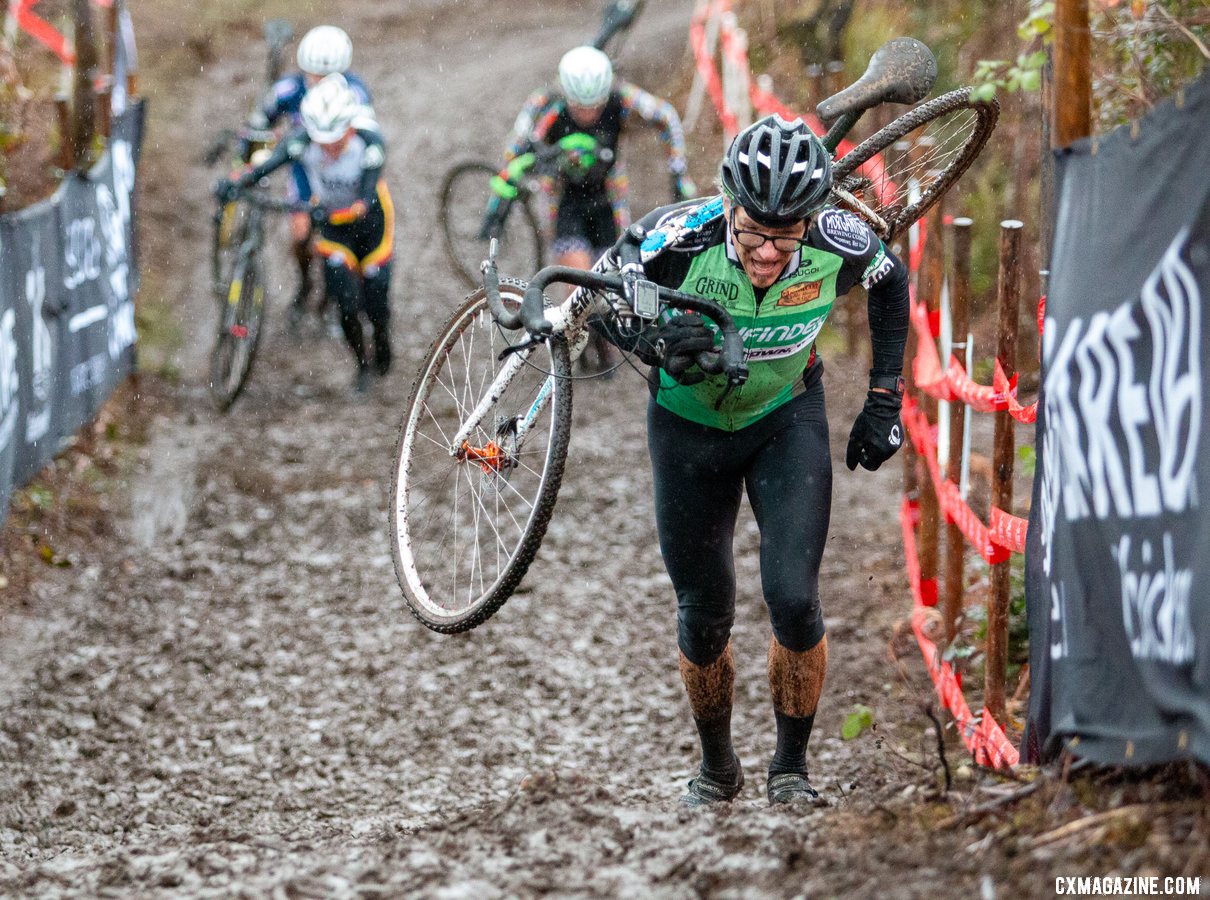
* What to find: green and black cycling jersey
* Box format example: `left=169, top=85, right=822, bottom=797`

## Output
left=609, top=199, right=910, bottom=432
left=505, top=83, right=691, bottom=196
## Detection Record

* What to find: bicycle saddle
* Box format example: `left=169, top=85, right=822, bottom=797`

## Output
left=816, top=38, right=937, bottom=124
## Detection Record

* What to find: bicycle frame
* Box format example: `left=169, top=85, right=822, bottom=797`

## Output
left=451, top=200, right=745, bottom=458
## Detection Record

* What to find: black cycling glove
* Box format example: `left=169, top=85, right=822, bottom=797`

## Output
left=846, top=388, right=904, bottom=471
left=213, top=178, right=242, bottom=204
left=634, top=314, right=715, bottom=386
left=309, top=204, right=331, bottom=228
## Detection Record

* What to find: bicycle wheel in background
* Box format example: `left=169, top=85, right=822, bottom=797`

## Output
left=439, top=161, right=545, bottom=288
left=208, top=252, right=266, bottom=411
left=391, top=279, right=573, bottom=633
left=831, top=88, right=999, bottom=241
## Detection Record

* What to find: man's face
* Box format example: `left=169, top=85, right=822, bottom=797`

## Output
left=727, top=202, right=806, bottom=289
left=319, top=129, right=353, bottom=159
left=569, top=103, right=604, bottom=128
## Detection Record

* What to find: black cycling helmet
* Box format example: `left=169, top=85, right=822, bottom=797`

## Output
left=719, top=114, right=832, bottom=226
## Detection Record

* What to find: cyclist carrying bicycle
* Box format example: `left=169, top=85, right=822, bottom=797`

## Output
left=217, top=73, right=395, bottom=395
left=495, top=45, right=696, bottom=371
left=601, top=114, right=910, bottom=806
left=239, top=25, right=377, bottom=330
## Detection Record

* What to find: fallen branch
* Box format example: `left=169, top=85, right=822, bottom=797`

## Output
left=1027, top=801, right=1201, bottom=849
left=938, top=778, right=1044, bottom=830
left=923, top=702, right=952, bottom=793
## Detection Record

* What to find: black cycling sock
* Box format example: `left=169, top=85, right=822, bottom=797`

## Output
left=292, top=240, right=312, bottom=305
left=341, top=313, right=369, bottom=369
left=769, top=710, right=815, bottom=776
left=695, top=713, right=739, bottom=784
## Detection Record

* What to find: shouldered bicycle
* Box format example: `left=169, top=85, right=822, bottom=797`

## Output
left=392, top=38, right=999, bottom=633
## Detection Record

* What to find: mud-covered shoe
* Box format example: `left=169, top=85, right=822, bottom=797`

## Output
left=680, top=760, right=744, bottom=807
left=767, top=771, right=825, bottom=806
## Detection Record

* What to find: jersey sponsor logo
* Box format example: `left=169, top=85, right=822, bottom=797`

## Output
left=693, top=275, right=739, bottom=303
left=862, top=248, right=894, bottom=288
left=817, top=209, right=871, bottom=256
left=777, top=280, right=822, bottom=307
left=740, top=316, right=827, bottom=360
left=794, top=257, right=821, bottom=277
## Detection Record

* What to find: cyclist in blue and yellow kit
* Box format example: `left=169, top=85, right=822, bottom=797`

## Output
left=604, top=115, right=909, bottom=806
left=241, top=25, right=376, bottom=329
left=218, top=73, right=394, bottom=394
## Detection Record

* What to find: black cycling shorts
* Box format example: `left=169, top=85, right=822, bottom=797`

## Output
left=553, top=188, right=617, bottom=256
left=647, top=370, right=832, bottom=666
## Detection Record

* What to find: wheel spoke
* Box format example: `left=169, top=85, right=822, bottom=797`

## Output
left=391, top=286, right=571, bottom=632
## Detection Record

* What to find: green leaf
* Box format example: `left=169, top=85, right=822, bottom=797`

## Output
left=1017, top=444, right=1037, bottom=476
left=1019, top=68, right=1042, bottom=93
left=841, top=705, right=875, bottom=741
left=971, top=83, right=998, bottom=103
left=1019, top=50, right=1049, bottom=69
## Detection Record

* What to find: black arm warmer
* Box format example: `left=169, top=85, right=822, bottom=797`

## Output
left=866, top=259, right=910, bottom=380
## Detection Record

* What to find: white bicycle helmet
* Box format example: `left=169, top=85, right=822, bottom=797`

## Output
left=558, top=46, right=613, bottom=108
left=301, top=73, right=359, bottom=143
left=297, top=25, right=353, bottom=76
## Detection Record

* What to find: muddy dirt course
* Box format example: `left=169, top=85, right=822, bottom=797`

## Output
left=2, top=1, right=1201, bottom=897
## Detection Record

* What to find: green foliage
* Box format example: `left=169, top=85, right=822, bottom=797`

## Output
left=1017, top=444, right=1037, bottom=477
left=841, top=704, right=875, bottom=740
left=972, top=2, right=1055, bottom=100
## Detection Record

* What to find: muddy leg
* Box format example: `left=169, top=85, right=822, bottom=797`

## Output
left=767, top=634, right=827, bottom=774
left=679, top=644, right=738, bottom=783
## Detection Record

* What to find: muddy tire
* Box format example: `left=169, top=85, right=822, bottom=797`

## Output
left=390, top=279, right=573, bottom=633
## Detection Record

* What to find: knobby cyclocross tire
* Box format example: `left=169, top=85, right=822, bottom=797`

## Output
left=439, top=161, right=545, bottom=289
left=831, top=87, right=999, bottom=241
left=208, top=252, right=266, bottom=411
left=390, top=279, right=573, bottom=633
left=211, top=202, right=247, bottom=298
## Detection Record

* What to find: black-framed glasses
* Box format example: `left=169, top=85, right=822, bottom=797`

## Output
left=728, top=209, right=808, bottom=252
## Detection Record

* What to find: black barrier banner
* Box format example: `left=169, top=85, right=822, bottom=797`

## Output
left=0, top=101, right=144, bottom=524
left=1024, top=72, right=1210, bottom=766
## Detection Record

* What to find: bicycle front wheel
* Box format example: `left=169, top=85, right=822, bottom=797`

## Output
left=831, top=88, right=999, bottom=241
left=439, top=161, right=545, bottom=288
left=390, top=279, right=573, bottom=633
left=208, top=252, right=266, bottom=411
left=211, top=201, right=250, bottom=297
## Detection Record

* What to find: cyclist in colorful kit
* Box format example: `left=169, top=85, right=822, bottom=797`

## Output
left=601, top=114, right=910, bottom=806
left=240, top=25, right=376, bottom=329
left=217, top=73, right=394, bottom=394
left=496, top=45, right=695, bottom=370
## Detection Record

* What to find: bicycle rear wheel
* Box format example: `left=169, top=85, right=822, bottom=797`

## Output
left=208, top=252, right=266, bottom=411
left=439, top=161, right=545, bottom=288
left=831, top=88, right=999, bottom=241
left=391, top=279, right=573, bottom=633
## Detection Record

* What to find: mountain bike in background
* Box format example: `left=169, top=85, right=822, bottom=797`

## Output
left=393, top=38, right=999, bottom=633
left=207, top=189, right=305, bottom=411
left=206, top=20, right=294, bottom=298
left=437, top=0, right=648, bottom=289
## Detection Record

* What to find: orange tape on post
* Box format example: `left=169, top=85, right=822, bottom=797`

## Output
left=690, top=0, right=737, bottom=136
left=899, top=498, right=1020, bottom=769
left=990, top=507, right=1029, bottom=553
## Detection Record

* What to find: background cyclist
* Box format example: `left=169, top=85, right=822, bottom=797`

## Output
left=218, top=73, right=394, bottom=395
left=604, top=115, right=910, bottom=806
left=241, top=25, right=376, bottom=332
left=498, top=45, right=695, bottom=372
